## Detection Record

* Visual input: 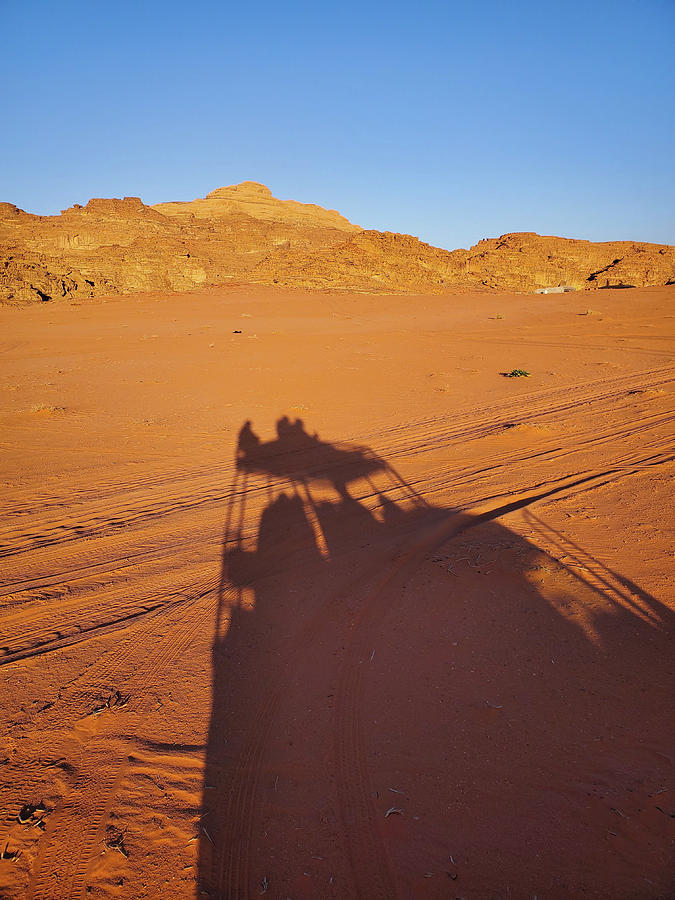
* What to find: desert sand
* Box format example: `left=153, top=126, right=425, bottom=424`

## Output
left=0, top=283, right=673, bottom=898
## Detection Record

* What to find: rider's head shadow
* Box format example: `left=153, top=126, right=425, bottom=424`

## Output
left=236, top=417, right=396, bottom=493
left=229, top=418, right=428, bottom=552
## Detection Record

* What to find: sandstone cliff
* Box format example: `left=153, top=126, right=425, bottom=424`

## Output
left=0, top=183, right=357, bottom=304
left=253, top=229, right=675, bottom=294
left=152, top=181, right=358, bottom=232
left=1, top=183, right=673, bottom=303
left=253, top=230, right=471, bottom=292
left=463, top=232, right=675, bottom=293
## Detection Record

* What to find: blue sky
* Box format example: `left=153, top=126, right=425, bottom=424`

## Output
left=3, top=0, right=674, bottom=250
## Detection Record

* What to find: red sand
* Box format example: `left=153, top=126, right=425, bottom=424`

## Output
left=0, top=285, right=673, bottom=898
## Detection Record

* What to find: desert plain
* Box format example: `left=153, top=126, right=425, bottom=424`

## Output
left=0, top=275, right=673, bottom=899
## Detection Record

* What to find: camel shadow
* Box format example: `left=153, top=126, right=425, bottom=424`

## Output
left=197, top=418, right=674, bottom=899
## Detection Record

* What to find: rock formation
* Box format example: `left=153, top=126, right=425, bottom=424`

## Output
left=152, top=181, right=357, bottom=232
left=1, top=183, right=673, bottom=303
left=461, top=232, right=675, bottom=293
left=256, top=229, right=675, bottom=294
left=0, top=183, right=357, bottom=304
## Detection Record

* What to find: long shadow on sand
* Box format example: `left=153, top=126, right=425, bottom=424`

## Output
left=198, top=419, right=673, bottom=899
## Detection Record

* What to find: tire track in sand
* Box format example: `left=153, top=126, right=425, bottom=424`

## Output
left=27, top=576, right=233, bottom=900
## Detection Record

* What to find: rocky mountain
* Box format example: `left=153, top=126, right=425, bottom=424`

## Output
left=461, top=232, right=675, bottom=293
left=255, top=229, right=675, bottom=294
left=152, top=181, right=357, bottom=232
left=1, top=183, right=673, bottom=303
left=0, top=183, right=357, bottom=304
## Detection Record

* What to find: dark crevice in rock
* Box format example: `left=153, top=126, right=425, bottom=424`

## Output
left=587, top=258, right=623, bottom=281
left=31, top=286, right=51, bottom=302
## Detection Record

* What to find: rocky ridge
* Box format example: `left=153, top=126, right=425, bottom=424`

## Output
left=257, top=229, right=675, bottom=294
left=1, top=183, right=673, bottom=303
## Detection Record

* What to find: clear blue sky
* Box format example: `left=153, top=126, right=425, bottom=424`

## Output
left=3, top=0, right=674, bottom=250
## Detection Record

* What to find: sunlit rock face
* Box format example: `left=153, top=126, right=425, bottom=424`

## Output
left=254, top=229, right=675, bottom=294
left=1, top=183, right=673, bottom=303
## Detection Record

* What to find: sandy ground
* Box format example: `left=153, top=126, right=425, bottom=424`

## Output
left=0, top=285, right=673, bottom=899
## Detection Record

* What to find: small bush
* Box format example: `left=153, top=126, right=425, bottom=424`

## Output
left=503, top=369, right=530, bottom=378
left=30, top=403, right=65, bottom=414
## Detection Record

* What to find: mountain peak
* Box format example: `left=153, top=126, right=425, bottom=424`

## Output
left=152, top=182, right=358, bottom=233
left=206, top=182, right=273, bottom=200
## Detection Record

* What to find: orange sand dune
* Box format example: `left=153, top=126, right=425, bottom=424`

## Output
left=0, top=285, right=673, bottom=898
